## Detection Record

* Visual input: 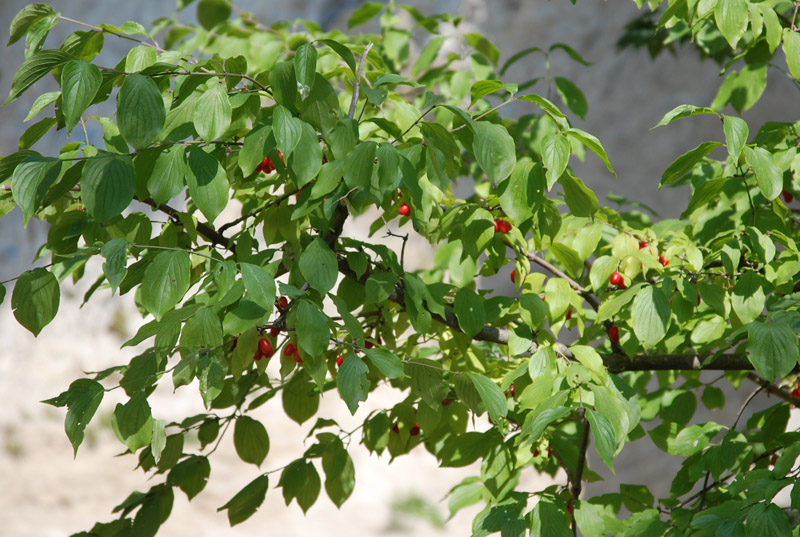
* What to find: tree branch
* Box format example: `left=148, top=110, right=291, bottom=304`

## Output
left=135, top=196, right=233, bottom=252
left=349, top=42, right=373, bottom=119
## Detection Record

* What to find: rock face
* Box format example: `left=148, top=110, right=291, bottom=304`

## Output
left=0, top=1, right=791, bottom=534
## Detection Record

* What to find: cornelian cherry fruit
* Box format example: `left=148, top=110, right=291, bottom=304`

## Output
left=278, top=296, right=289, bottom=309
left=258, top=338, right=273, bottom=358
left=610, top=272, right=624, bottom=287
left=659, top=255, right=669, bottom=267
left=336, top=355, right=344, bottom=367
left=398, top=202, right=410, bottom=216
left=609, top=325, right=620, bottom=342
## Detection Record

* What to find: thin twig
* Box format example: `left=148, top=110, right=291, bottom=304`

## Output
left=732, top=384, right=764, bottom=430
left=349, top=42, right=374, bottom=119
left=58, top=15, right=167, bottom=53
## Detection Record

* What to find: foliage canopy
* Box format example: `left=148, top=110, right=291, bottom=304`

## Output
left=3, top=0, right=800, bottom=535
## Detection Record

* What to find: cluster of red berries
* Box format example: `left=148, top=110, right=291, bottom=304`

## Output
left=494, top=219, right=512, bottom=234
left=283, top=342, right=302, bottom=363
left=255, top=152, right=285, bottom=174
left=253, top=336, right=275, bottom=361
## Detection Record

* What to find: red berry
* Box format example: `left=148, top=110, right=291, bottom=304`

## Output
left=784, top=190, right=793, bottom=203
left=508, top=384, right=515, bottom=398
left=697, top=292, right=701, bottom=305
left=365, top=340, right=374, bottom=349
left=609, top=272, right=624, bottom=287
left=547, top=447, right=552, bottom=458
left=494, top=219, right=511, bottom=234
left=278, top=296, right=289, bottom=309
left=270, top=327, right=279, bottom=337
left=792, top=386, right=800, bottom=399
left=771, top=454, right=778, bottom=465
left=659, top=255, right=669, bottom=267
left=392, top=424, right=400, bottom=434
left=283, top=343, right=296, bottom=356
left=441, top=399, right=452, bottom=407
left=397, top=190, right=403, bottom=198
left=510, top=269, right=516, bottom=284
left=565, top=309, right=572, bottom=320
left=398, top=202, right=410, bottom=216
left=258, top=338, right=273, bottom=358
left=409, top=422, right=420, bottom=436
left=336, top=355, right=344, bottom=367
left=540, top=295, right=546, bottom=302
left=256, top=156, right=275, bottom=174
left=639, top=240, right=648, bottom=249
left=608, top=325, right=620, bottom=342
left=567, top=503, right=574, bottom=514
left=253, top=351, right=262, bottom=361
left=231, top=336, right=238, bottom=350
left=533, top=449, right=540, bottom=457
left=293, top=350, right=303, bottom=363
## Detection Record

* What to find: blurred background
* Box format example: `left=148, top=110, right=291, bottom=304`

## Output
left=0, top=1, right=797, bottom=535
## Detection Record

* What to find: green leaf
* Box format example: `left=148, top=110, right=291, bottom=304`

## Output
left=295, top=300, right=330, bottom=358
left=747, top=319, right=798, bottom=379
left=364, top=348, right=404, bottom=379
left=473, top=121, right=516, bottom=185
left=337, top=355, right=370, bottom=415
left=783, top=29, right=800, bottom=81
left=407, top=359, right=449, bottom=408
left=465, top=33, right=500, bottom=66
left=289, top=121, right=323, bottom=186
left=565, top=128, right=616, bottom=176
left=323, top=447, right=355, bottom=508
left=147, top=145, right=186, bottom=205
left=744, top=146, right=782, bottom=201
left=269, top=62, right=298, bottom=113
left=531, top=499, right=573, bottom=537
left=365, top=271, right=398, bottom=304
left=186, top=146, right=229, bottom=223
left=377, top=142, right=403, bottom=191
left=467, top=373, right=507, bottom=422
left=294, top=43, right=317, bottom=100
left=347, top=2, right=384, bottom=28
left=715, top=0, right=749, bottom=49
left=631, top=286, right=671, bottom=349
left=653, top=104, right=717, bottom=127
left=723, top=115, right=748, bottom=162
left=101, top=238, right=128, bottom=294
left=586, top=409, right=616, bottom=472
left=125, top=45, right=156, bottom=73
left=469, top=80, right=505, bottom=108
left=141, top=251, right=191, bottom=321
left=272, top=106, right=302, bottom=159
left=282, top=374, right=319, bottom=425
left=197, top=0, right=231, bottom=29
left=60, top=60, right=101, bottom=136
left=194, top=82, right=231, bottom=141
left=240, top=263, right=276, bottom=312
left=559, top=174, right=598, bottom=217
left=498, top=158, right=542, bottom=224
left=661, top=141, right=722, bottom=187
left=554, top=77, right=587, bottom=119
left=413, top=36, right=446, bottom=76
left=731, top=272, right=765, bottom=325
left=5, top=49, right=72, bottom=105
left=111, top=392, right=154, bottom=453
left=42, top=378, right=104, bottom=456
left=8, top=3, right=55, bottom=45
left=550, top=43, right=592, bottom=66
left=11, top=267, right=59, bottom=336
left=454, top=288, right=486, bottom=338
left=542, top=133, right=570, bottom=189
left=299, top=237, right=338, bottom=295
left=117, top=74, right=165, bottom=150
left=24, top=91, right=61, bottom=122
left=745, top=502, right=792, bottom=537
left=218, top=475, right=269, bottom=526
left=11, top=155, right=61, bottom=226
left=344, top=141, right=377, bottom=190
left=81, top=153, right=136, bottom=221
left=320, top=39, right=356, bottom=74
left=234, top=416, right=269, bottom=466
left=168, top=455, right=210, bottom=500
